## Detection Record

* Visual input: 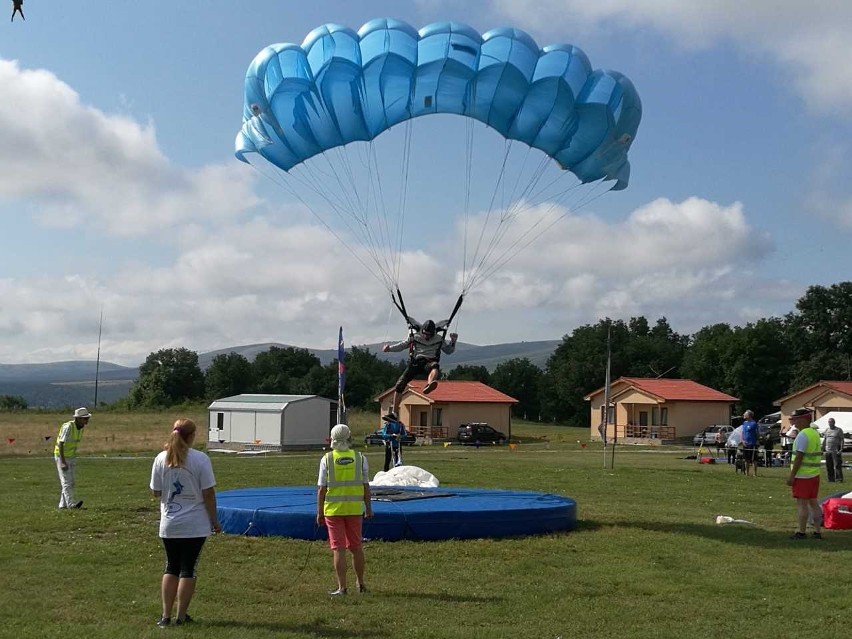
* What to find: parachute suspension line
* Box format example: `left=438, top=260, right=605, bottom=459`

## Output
left=502, top=145, right=534, bottom=221
left=328, top=147, right=367, bottom=222
left=465, top=138, right=548, bottom=293
left=463, top=154, right=588, bottom=294
left=467, top=150, right=552, bottom=283
left=465, top=178, right=611, bottom=292
left=293, top=159, right=373, bottom=259
left=366, top=139, right=398, bottom=291
left=392, top=119, right=415, bottom=288
left=289, top=160, right=354, bottom=221
left=463, top=137, right=514, bottom=293
left=283, top=153, right=399, bottom=294
left=355, top=139, right=396, bottom=292
left=524, top=164, right=575, bottom=208
left=462, top=116, right=475, bottom=290
left=244, top=159, right=392, bottom=293
left=316, top=146, right=398, bottom=292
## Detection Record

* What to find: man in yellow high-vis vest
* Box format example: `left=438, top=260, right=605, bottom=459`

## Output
left=54, top=407, right=91, bottom=509
left=785, top=408, right=822, bottom=539
left=316, top=424, right=372, bottom=595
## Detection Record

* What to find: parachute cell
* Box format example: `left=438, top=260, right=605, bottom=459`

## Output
left=236, top=18, right=641, bottom=189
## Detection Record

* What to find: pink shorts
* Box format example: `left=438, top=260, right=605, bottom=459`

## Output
left=792, top=476, right=820, bottom=500
left=325, top=515, right=363, bottom=550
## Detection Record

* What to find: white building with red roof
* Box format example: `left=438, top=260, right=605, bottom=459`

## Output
left=584, top=377, right=738, bottom=444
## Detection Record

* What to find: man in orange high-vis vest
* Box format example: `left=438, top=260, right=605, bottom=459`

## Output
left=786, top=408, right=823, bottom=540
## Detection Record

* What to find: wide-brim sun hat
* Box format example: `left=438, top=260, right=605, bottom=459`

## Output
left=789, top=407, right=812, bottom=420
left=73, top=407, right=92, bottom=419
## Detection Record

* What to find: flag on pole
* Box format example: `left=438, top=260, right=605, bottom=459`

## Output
left=337, top=326, right=346, bottom=423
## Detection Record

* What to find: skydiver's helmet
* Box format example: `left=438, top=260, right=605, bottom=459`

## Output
left=421, top=319, right=436, bottom=337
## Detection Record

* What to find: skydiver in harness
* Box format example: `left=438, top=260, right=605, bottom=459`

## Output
left=382, top=290, right=463, bottom=419
left=11, top=0, right=24, bottom=21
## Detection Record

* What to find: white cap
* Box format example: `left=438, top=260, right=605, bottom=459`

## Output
left=330, top=424, right=351, bottom=451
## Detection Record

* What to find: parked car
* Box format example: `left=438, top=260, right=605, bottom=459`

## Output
left=457, top=423, right=507, bottom=445
left=692, top=425, right=733, bottom=447
left=364, top=429, right=417, bottom=446
left=758, top=412, right=782, bottom=446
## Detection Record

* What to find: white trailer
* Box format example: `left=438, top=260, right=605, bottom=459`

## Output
left=208, top=394, right=337, bottom=450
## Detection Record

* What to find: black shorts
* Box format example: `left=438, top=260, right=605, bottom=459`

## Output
left=394, top=357, right=439, bottom=391
left=742, top=447, right=758, bottom=463
left=162, top=536, right=207, bottom=578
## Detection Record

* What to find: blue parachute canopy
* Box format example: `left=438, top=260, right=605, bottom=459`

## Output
left=236, top=18, right=641, bottom=190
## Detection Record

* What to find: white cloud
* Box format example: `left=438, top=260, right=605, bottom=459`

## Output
left=0, top=195, right=796, bottom=364
left=455, top=196, right=788, bottom=340
left=489, top=0, right=852, bottom=118
left=0, top=60, right=258, bottom=235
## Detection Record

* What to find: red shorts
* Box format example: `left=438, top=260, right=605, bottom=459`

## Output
left=325, top=515, right=363, bottom=550
left=792, top=476, right=820, bottom=500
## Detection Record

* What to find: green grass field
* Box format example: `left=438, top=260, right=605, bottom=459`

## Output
left=1, top=413, right=850, bottom=638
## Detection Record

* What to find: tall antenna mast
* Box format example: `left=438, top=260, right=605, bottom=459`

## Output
left=93, top=308, right=103, bottom=407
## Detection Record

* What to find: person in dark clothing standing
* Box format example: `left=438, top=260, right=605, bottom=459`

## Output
left=741, top=410, right=760, bottom=476
left=379, top=413, right=407, bottom=472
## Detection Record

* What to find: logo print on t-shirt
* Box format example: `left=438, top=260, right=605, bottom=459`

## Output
left=166, top=479, right=184, bottom=513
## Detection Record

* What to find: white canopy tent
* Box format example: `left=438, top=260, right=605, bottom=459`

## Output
left=814, top=412, right=852, bottom=434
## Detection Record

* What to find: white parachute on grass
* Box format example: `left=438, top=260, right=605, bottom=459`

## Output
left=371, top=465, right=439, bottom=488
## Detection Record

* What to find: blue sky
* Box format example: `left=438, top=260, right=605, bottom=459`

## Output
left=1, top=1, right=850, bottom=365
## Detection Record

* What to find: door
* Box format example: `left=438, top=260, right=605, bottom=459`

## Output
left=639, top=411, right=649, bottom=427
left=211, top=411, right=231, bottom=443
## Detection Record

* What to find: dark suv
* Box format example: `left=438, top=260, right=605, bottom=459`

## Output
left=457, top=423, right=507, bottom=445
left=758, top=412, right=782, bottom=446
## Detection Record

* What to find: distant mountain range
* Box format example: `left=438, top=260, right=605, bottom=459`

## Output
left=0, top=339, right=561, bottom=408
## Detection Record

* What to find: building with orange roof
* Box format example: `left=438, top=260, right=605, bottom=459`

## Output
left=774, top=381, right=852, bottom=434
left=584, top=377, right=738, bottom=444
left=375, top=380, right=517, bottom=441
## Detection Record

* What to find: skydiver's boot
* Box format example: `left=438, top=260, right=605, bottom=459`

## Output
left=423, top=380, right=437, bottom=394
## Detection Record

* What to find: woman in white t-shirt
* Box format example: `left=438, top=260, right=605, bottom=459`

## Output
left=150, top=418, right=221, bottom=628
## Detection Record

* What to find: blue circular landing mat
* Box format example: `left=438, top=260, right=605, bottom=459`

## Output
left=217, top=486, right=577, bottom=541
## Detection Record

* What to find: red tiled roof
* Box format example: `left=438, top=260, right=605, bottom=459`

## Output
left=824, top=381, right=852, bottom=396
left=377, top=381, right=517, bottom=403
left=776, top=380, right=852, bottom=404
left=622, top=377, right=738, bottom=401
left=586, top=377, right=737, bottom=402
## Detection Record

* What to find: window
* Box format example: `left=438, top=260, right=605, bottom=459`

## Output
left=432, top=407, right=443, bottom=426
left=217, top=413, right=224, bottom=430
left=601, top=404, right=614, bottom=424
left=660, top=407, right=668, bottom=426
left=651, top=407, right=659, bottom=426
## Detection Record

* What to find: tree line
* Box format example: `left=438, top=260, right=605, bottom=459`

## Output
left=117, top=282, right=852, bottom=425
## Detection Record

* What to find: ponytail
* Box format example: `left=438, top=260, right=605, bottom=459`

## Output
left=164, top=418, right=197, bottom=468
